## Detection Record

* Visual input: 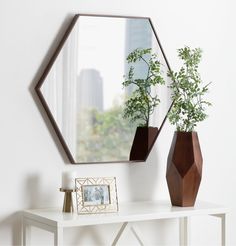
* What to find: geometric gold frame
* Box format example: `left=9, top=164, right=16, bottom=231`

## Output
left=75, top=177, right=118, bottom=214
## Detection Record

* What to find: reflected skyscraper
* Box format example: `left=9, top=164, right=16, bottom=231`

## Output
left=125, top=19, right=152, bottom=94
left=77, top=69, right=104, bottom=112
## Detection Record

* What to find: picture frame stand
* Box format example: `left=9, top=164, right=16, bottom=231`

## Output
left=75, top=177, right=118, bottom=214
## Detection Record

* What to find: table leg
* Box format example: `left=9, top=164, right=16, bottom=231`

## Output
left=23, top=217, right=31, bottom=246
left=130, top=224, right=145, bottom=246
left=111, top=222, right=146, bottom=246
left=221, top=214, right=226, bottom=246
left=211, top=213, right=226, bottom=246
left=179, top=217, right=190, bottom=246
left=54, top=227, right=63, bottom=246
left=22, top=216, right=62, bottom=246
left=112, top=222, right=128, bottom=246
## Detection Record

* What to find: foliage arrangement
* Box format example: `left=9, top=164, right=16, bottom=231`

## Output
left=122, top=48, right=165, bottom=127
left=168, top=46, right=211, bottom=132
left=76, top=106, right=136, bottom=162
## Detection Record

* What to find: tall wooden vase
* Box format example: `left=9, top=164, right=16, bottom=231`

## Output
left=166, top=131, right=203, bottom=207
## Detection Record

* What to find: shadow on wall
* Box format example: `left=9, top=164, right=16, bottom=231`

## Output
left=67, top=226, right=104, bottom=245
left=65, top=223, right=122, bottom=245
left=128, top=145, right=160, bottom=201
left=0, top=212, right=22, bottom=246
left=0, top=173, right=56, bottom=245
left=24, top=173, right=56, bottom=209
left=28, top=14, right=75, bottom=165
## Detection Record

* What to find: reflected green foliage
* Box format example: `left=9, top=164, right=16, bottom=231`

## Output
left=123, top=48, right=165, bottom=127
left=76, top=105, right=136, bottom=162
left=168, top=46, right=211, bottom=132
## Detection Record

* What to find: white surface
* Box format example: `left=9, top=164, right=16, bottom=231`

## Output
left=23, top=201, right=227, bottom=227
left=22, top=201, right=227, bottom=245
left=0, top=0, right=236, bottom=245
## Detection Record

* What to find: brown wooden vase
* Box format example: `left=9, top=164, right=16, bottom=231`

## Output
left=129, top=126, right=159, bottom=161
left=166, top=131, right=202, bottom=207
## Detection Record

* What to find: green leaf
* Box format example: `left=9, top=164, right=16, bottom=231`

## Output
left=167, top=46, right=211, bottom=131
left=123, top=48, right=165, bottom=126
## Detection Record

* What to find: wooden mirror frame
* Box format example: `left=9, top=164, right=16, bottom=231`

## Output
left=35, top=14, right=173, bottom=164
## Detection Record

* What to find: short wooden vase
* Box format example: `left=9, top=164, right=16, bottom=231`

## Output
left=166, top=131, right=203, bottom=207
left=129, top=126, right=159, bottom=161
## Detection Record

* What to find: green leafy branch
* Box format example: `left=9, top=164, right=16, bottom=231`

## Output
left=122, top=48, right=165, bottom=127
left=168, top=46, right=211, bottom=132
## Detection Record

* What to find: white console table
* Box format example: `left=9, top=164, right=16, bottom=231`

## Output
left=22, top=201, right=227, bottom=246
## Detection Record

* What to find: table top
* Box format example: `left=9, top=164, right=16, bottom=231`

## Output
left=22, top=201, right=227, bottom=228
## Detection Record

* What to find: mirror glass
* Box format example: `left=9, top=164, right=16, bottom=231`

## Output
left=38, top=15, right=172, bottom=163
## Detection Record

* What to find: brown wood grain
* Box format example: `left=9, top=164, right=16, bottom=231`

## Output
left=166, top=131, right=202, bottom=206
left=129, top=127, right=159, bottom=161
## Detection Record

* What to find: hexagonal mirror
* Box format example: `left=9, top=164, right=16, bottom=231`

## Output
left=36, top=14, right=172, bottom=164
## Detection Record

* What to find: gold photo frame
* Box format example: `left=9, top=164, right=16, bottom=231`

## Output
left=75, top=177, right=118, bottom=214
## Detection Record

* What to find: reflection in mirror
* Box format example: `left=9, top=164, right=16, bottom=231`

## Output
left=37, top=15, right=172, bottom=164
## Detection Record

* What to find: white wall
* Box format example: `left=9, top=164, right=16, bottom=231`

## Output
left=0, top=0, right=236, bottom=245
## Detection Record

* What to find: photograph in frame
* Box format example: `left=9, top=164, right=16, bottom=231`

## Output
left=83, top=185, right=110, bottom=206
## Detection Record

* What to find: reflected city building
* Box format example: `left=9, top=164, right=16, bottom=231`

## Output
left=125, top=19, right=152, bottom=95
left=76, top=69, right=105, bottom=160
left=125, top=19, right=152, bottom=76
left=77, top=69, right=104, bottom=112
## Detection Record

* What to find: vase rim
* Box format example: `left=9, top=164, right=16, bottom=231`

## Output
left=175, top=131, right=197, bottom=133
left=137, top=126, right=158, bottom=129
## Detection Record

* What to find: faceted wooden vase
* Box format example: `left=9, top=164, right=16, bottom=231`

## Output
left=129, top=126, right=159, bottom=161
left=166, top=131, right=202, bottom=207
